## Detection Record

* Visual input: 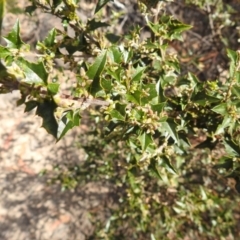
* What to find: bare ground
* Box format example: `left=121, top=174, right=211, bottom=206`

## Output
left=0, top=91, right=114, bottom=240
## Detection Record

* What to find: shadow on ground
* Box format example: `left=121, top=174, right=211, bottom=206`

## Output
left=0, top=92, right=115, bottom=240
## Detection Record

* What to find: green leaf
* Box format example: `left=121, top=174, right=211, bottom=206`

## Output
left=52, top=0, right=62, bottom=7
left=59, top=34, right=87, bottom=55
left=162, top=75, right=176, bottom=87
left=231, top=85, right=240, bottom=98
left=121, top=47, right=133, bottom=63
left=72, top=111, right=80, bottom=126
left=105, top=33, right=121, bottom=44
left=87, top=50, right=107, bottom=80
left=3, top=20, right=24, bottom=49
left=24, top=100, right=38, bottom=112
left=47, top=83, right=59, bottom=95
left=87, top=19, right=109, bottom=31
left=0, top=46, right=11, bottom=59
left=192, top=91, right=220, bottom=106
left=215, top=116, right=232, bottom=135
left=43, top=28, right=56, bottom=47
left=127, top=91, right=142, bottom=105
left=169, top=21, right=192, bottom=40
left=141, top=83, right=158, bottom=105
left=57, top=110, right=80, bottom=141
left=36, top=99, right=58, bottom=138
left=161, top=155, right=177, bottom=174
left=156, top=79, right=166, bottom=103
left=161, top=119, right=178, bottom=143
left=100, top=78, right=112, bottom=92
left=167, top=60, right=180, bottom=73
left=227, top=49, right=238, bottom=64
left=57, top=116, right=74, bottom=140
left=15, top=58, right=48, bottom=85
left=148, top=158, right=162, bottom=180
left=109, top=109, right=125, bottom=121
left=108, top=46, right=122, bottom=63
left=151, top=103, right=166, bottom=114
left=224, top=136, right=240, bottom=157
left=94, top=0, right=112, bottom=14
left=211, top=103, right=228, bottom=115
left=236, top=72, right=240, bottom=84
left=131, top=65, right=146, bottom=82
left=138, top=132, right=153, bottom=151
left=125, top=94, right=140, bottom=105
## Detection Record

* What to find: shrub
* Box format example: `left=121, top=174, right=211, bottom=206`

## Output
left=1, top=0, right=240, bottom=238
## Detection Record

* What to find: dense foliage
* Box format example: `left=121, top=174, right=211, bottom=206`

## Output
left=1, top=0, right=240, bottom=239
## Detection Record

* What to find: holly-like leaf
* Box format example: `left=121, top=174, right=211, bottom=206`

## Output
left=131, top=65, right=146, bottom=82
left=43, top=28, right=57, bottom=47
left=100, top=78, right=112, bottom=92
left=211, top=103, right=228, bottom=115
left=149, top=158, right=162, bottom=180
left=0, top=46, right=11, bottom=59
left=108, top=46, right=122, bottom=64
left=109, top=109, right=125, bottom=121
left=215, top=116, right=232, bottom=135
left=15, top=58, right=48, bottom=85
left=138, top=132, right=153, bottom=151
left=57, top=110, right=81, bottom=141
left=57, top=115, right=74, bottom=141
left=36, top=99, right=58, bottom=138
left=3, top=20, right=24, bottom=49
left=227, top=48, right=238, bottom=64
left=161, top=155, right=177, bottom=174
left=87, top=50, right=107, bottom=95
left=86, top=19, right=109, bottom=31
left=105, top=33, right=121, bottom=44
left=25, top=100, right=38, bottom=112
left=87, top=50, right=107, bottom=80
left=161, top=119, right=178, bottom=143
left=224, top=136, right=240, bottom=157
left=47, top=83, right=59, bottom=95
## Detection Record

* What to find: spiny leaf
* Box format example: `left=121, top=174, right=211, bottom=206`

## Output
left=224, top=135, right=240, bottom=157
left=95, top=0, right=112, bottom=14
left=161, top=119, right=178, bottom=143
left=87, top=19, right=109, bottom=31
left=161, top=155, right=177, bottom=174
left=57, top=110, right=81, bottom=141
left=36, top=99, right=58, bottom=138
left=15, top=58, right=48, bottom=85
left=138, top=132, right=153, bottom=151
left=3, top=20, right=24, bottom=49
left=149, top=158, right=162, bottom=180
left=87, top=50, right=107, bottom=95
left=87, top=50, right=107, bottom=80
left=43, top=28, right=57, bottom=47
